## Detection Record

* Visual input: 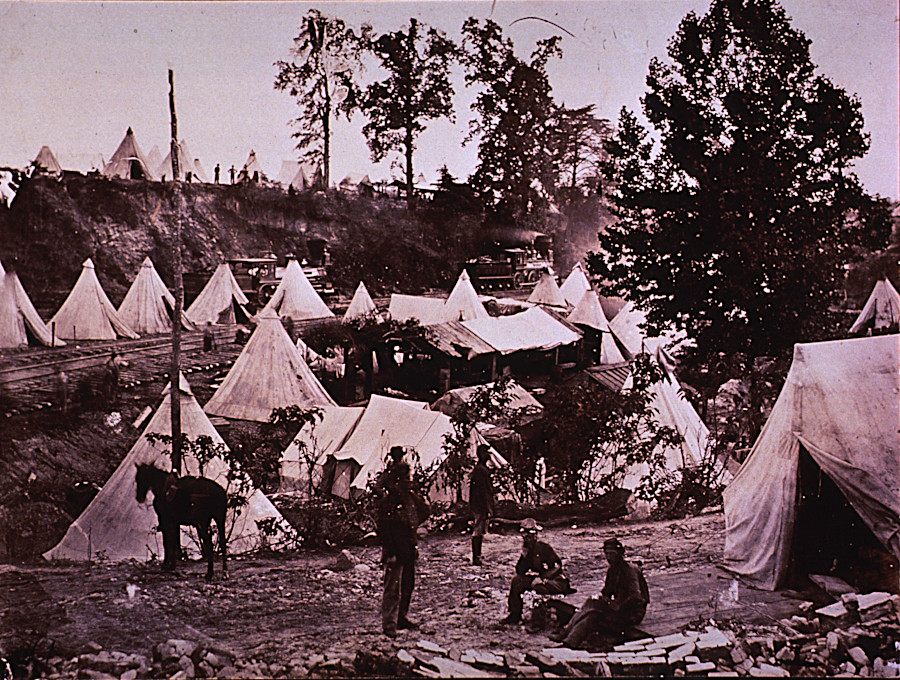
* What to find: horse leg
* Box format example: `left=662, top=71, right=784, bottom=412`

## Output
left=162, top=524, right=177, bottom=571
left=217, top=512, right=228, bottom=580
left=197, top=522, right=214, bottom=580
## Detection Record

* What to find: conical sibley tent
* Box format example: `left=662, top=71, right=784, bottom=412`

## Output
left=118, top=257, right=194, bottom=334
left=724, top=334, right=900, bottom=590
left=259, top=259, right=334, bottom=322
left=238, top=150, right=266, bottom=182
left=157, top=140, right=195, bottom=181
left=103, top=127, right=157, bottom=180
left=443, top=270, right=489, bottom=322
left=204, top=307, right=336, bottom=422
left=44, top=375, right=293, bottom=562
left=560, top=263, right=592, bottom=308
left=0, top=262, right=66, bottom=347
left=33, top=145, right=62, bottom=174
left=186, top=263, right=251, bottom=325
left=567, top=289, right=624, bottom=364
left=343, top=281, right=379, bottom=324
left=849, top=278, right=900, bottom=334
left=527, top=271, right=569, bottom=309
left=49, top=258, right=139, bottom=340
left=146, top=145, right=164, bottom=173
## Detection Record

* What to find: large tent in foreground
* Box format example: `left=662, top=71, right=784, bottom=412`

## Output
left=185, top=263, right=251, bottom=326
left=724, top=334, right=900, bottom=592
left=49, top=259, right=139, bottom=340
left=44, top=376, right=292, bottom=562
left=118, top=257, right=194, bottom=334
left=259, top=259, right=334, bottom=322
left=204, top=307, right=335, bottom=422
left=849, top=277, right=900, bottom=335
left=0, top=262, right=66, bottom=347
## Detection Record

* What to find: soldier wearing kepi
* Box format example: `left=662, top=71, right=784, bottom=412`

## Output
left=374, top=446, right=428, bottom=637
left=469, top=444, right=494, bottom=566
left=500, top=518, right=573, bottom=625
left=549, top=537, right=649, bottom=648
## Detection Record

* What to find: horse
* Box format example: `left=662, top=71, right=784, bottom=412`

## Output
left=135, top=463, right=228, bottom=580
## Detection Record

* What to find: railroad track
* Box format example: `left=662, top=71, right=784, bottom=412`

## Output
left=0, top=326, right=242, bottom=415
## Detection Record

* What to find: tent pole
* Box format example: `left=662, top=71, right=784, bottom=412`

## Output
left=168, top=68, right=183, bottom=474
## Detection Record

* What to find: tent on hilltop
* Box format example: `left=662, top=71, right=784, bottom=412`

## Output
left=343, top=281, right=380, bottom=324
left=444, top=270, right=489, bottom=322
left=237, top=150, right=267, bottom=182
left=849, top=277, right=900, bottom=335
left=560, top=263, right=592, bottom=308
left=724, top=334, right=900, bottom=592
left=186, top=263, right=251, bottom=326
left=157, top=140, right=198, bottom=182
left=49, top=259, right=139, bottom=340
left=259, top=259, right=334, bottom=322
left=0, top=262, right=66, bottom=347
left=43, top=375, right=291, bottom=563
left=204, top=307, right=336, bottom=422
left=103, top=127, right=157, bottom=181
left=146, top=145, right=164, bottom=172
left=118, top=257, right=194, bottom=334
left=527, top=271, right=569, bottom=309
left=33, top=145, right=62, bottom=174
left=276, top=160, right=319, bottom=189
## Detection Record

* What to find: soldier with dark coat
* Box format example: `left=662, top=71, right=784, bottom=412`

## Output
left=550, top=537, right=649, bottom=647
left=500, top=518, right=573, bottom=625
left=374, top=446, right=428, bottom=637
left=469, top=444, right=494, bottom=566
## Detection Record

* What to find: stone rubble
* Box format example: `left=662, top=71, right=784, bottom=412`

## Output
left=24, top=590, right=900, bottom=678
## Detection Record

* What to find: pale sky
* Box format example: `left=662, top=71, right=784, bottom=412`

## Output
left=1, top=1, right=897, bottom=198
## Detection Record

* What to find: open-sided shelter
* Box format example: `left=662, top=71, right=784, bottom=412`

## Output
left=44, top=375, right=291, bottom=562
left=559, top=263, right=592, bottom=308
left=118, top=257, right=194, bottom=334
left=103, top=127, right=157, bottom=181
left=849, top=277, right=900, bottom=335
left=259, top=259, right=334, bottom=323
left=0, top=262, right=66, bottom=347
left=527, top=271, right=569, bottom=309
left=50, top=259, right=139, bottom=340
left=185, top=263, right=251, bottom=326
left=343, top=281, right=380, bottom=324
left=724, top=335, right=900, bottom=592
left=204, top=307, right=336, bottom=422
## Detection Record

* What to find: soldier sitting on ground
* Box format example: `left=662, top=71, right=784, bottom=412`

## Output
left=549, top=537, right=649, bottom=648
left=500, top=518, right=573, bottom=625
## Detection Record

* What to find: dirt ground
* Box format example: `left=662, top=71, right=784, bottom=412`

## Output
left=2, top=512, right=763, bottom=672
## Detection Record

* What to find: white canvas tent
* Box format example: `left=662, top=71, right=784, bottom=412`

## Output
left=157, top=140, right=197, bottom=182
left=528, top=271, right=569, bottom=309
left=49, top=258, right=139, bottom=340
left=146, top=145, right=164, bottom=173
left=388, top=294, right=449, bottom=326
left=443, top=270, right=489, bottom=322
left=849, top=278, right=900, bottom=334
left=33, top=145, right=62, bottom=174
left=342, top=281, right=380, bottom=324
left=462, top=306, right=581, bottom=355
left=103, top=127, right=157, bottom=181
left=724, top=335, right=900, bottom=590
left=259, top=259, right=334, bottom=322
left=118, top=257, right=194, bottom=334
left=185, top=263, right=251, bottom=326
left=43, top=376, right=291, bottom=562
left=238, top=150, right=267, bottom=182
left=567, top=289, right=625, bottom=364
left=559, top=263, right=592, bottom=308
left=0, top=262, right=66, bottom=347
left=204, top=307, right=336, bottom=422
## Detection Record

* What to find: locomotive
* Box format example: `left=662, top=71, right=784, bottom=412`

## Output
left=463, top=229, right=555, bottom=290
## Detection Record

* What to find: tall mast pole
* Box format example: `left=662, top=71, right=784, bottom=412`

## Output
left=168, top=68, right=184, bottom=474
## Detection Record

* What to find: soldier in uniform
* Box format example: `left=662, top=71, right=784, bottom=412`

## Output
left=469, top=444, right=494, bottom=566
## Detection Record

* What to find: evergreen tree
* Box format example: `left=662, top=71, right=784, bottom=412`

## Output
left=591, top=0, right=890, bottom=376
left=359, top=18, right=457, bottom=207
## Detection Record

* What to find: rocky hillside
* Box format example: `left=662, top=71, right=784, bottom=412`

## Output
left=0, top=173, right=487, bottom=314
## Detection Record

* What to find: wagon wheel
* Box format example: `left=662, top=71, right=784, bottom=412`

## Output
left=257, top=283, right=277, bottom=306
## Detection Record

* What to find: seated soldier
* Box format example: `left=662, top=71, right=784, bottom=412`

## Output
left=500, top=518, right=573, bottom=625
left=549, top=537, right=649, bottom=648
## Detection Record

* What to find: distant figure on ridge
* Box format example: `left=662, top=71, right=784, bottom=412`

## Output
left=214, top=163, right=221, bottom=184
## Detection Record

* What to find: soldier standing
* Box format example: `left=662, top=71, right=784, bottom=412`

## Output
left=469, top=444, right=494, bottom=566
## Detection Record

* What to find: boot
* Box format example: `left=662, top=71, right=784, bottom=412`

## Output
left=472, top=536, right=483, bottom=566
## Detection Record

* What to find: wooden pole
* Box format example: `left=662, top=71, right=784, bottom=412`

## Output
left=168, top=68, right=184, bottom=474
